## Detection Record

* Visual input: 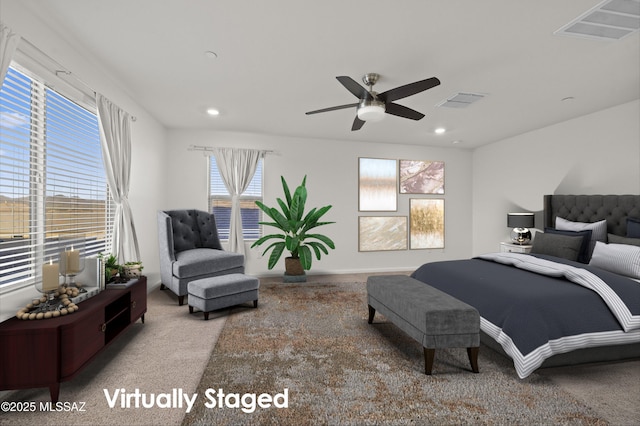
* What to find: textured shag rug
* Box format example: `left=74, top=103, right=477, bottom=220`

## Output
left=182, top=281, right=605, bottom=425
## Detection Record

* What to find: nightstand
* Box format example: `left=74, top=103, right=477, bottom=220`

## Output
left=500, top=242, right=532, bottom=253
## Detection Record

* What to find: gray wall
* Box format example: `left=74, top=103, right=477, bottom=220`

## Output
left=164, top=130, right=474, bottom=276
left=472, top=99, right=640, bottom=256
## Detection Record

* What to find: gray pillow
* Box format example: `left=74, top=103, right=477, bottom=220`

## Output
left=608, top=233, right=640, bottom=247
left=531, top=232, right=583, bottom=262
left=544, top=227, right=592, bottom=263
left=555, top=217, right=607, bottom=260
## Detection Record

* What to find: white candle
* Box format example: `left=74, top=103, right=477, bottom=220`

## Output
left=42, top=260, right=59, bottom=292
left=66, top=249, right=80, bottom=272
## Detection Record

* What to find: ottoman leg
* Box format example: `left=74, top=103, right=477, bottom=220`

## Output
left=253, top=300, right=258, bottom=308
left=424, top=348, right=435, bottom=375
left=189, top=306, right=194, bottom=314
left=204, top=312, right=209, bottom=321
left=367, top=305, right=376, bottom=324
left=467, top=347, right=479, bottom=373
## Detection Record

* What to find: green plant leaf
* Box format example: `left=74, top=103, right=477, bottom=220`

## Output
left=307, top=241, right=328, bottom=256
left=281, top=176, right=292, bottom=206
left=306, top=233, right=335, bottom=249
left=299, top=245, right=312, bottom=270
left=251, top=234, right=284, bottom=248
left=267, top=242, right=286, bottom=270
left=276, top=198, right=290, bottom=219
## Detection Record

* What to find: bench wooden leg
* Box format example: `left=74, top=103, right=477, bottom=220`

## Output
left=424, top=348, right=435, bottom=375
left=467, top=347, right=479, bottom=373
left=367, top=305, right=376, bottom=324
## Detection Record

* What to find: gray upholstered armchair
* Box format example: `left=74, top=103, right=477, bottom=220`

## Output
left=157, top=209, right=245, bottom=305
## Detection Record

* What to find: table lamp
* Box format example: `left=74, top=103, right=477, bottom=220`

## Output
left=507, top=212, right=534, bottom=245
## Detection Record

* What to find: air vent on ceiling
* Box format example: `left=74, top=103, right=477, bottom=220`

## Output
left=555, top=0, right=640, bottom=41
left=436, top=92, right=486, bottom=109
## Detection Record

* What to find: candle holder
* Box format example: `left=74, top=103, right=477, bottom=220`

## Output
left=33, top=259, right=62, bottom=312
left=59, top=244, right=86, bottom=293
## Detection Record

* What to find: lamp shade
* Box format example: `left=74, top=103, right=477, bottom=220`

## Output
left=507, top=212, right=534, bottom=228
left=357, top=105, right=385, bottom=122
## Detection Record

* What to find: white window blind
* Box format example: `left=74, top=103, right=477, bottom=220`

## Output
left=0, top=65, right=113, bottom=290
left=209, top=157, right=262, bottom=240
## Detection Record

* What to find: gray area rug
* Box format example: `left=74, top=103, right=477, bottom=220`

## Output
left=182, top=281, right=606, bottom=425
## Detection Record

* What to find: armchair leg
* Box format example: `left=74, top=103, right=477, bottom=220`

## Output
left=160, top=283, right=166, bottom=290
left=178, top=295, right=185, bottom=306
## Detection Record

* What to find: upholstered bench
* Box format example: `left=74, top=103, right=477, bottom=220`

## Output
left=367, top=275, right=480, bottom=375
left=188, top=273, right=259, bottom=320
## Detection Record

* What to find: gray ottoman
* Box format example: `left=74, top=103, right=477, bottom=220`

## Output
left=188, top=273, right=259, bottom=320
left=367, top=275, right=480, bottom=374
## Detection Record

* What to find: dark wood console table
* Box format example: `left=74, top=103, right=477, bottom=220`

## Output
left=0, top=276, right=147, bottom=402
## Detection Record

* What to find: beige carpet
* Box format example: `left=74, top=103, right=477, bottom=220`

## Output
left=1, top=275, right=638, bottom=425
left=0, top=287, right=228, bottom=426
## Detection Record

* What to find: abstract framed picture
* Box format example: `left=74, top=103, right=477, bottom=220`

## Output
left=400, top=160, right=444, bottom=194
left=358, top=157, right=397, bottom=211
left=399, top=160, right=445, bottom=194
left=410, top=199, right=445, bottom=249
left=358, top=216, right=408, bottom=252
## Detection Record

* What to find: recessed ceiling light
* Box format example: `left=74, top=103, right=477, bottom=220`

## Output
left=204, top=51, right=218, bottom=59
left=435, top=127, right=446, bottom=134
left=206, top=108, right=220, bottom=116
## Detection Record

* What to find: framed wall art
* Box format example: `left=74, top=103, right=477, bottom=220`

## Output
left=399, top=160, right=444, bottom=194
left=358, top=216, right=408, bottom=252
left=410, top=198, right=444, bottom=249
left=358, top=157, right=397, bottom=211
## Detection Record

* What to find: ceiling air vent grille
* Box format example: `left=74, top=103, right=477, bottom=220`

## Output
left=436, top=92, right=486, bottom=109
left=555, top=0, right=640, bottom=40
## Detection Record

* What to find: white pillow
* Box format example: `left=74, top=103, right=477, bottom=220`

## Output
left=589, top=241, right=640, bottom=279
left=556, top=217, right=607, bottom=259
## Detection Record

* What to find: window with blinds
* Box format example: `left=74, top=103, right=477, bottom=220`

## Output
left=0, top=65, right=113, bottom=291
left=209, top=157, right=262, bottom=240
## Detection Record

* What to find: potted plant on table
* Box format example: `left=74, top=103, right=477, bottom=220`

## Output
left=99, top=252, right=120, bottom=283
left=251, top=175, right=335, bottom=282
left=121, top=261, right=144, bottom=279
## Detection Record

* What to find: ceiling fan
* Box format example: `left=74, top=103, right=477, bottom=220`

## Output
left=305, top=73, right=441, bottom=131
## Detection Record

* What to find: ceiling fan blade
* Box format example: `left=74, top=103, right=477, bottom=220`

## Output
left=378, top=77, right=440, bottom=103
left=385, top=103, right=425, bottom=120
left=351, top=116, right=365, bottom=131
left=337, top=76, right=371, bottom=100
left=305, top=103, right=359, bottom=115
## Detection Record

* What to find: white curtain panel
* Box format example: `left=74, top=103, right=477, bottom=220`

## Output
left=96, top=93, right=140, bottom=263
left=212, top=147, right=265, bottom=256
left=0, top=23, right=21, bottom=88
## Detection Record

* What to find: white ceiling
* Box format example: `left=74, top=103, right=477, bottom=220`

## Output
left=21, top=0, right=640, bottom=149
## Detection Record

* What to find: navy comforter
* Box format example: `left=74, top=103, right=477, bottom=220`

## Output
left=411, top=253, right=640, bottom=378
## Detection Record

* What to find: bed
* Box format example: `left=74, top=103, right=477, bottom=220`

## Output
left=411, top=194, right=640, bottom=378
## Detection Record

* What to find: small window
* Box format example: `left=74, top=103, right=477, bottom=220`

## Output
left=208, top=157, right=262, bottom=240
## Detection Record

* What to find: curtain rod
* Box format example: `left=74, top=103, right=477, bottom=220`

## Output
left=20, top=37, right=136, bottom=121
left=188, top=145, right=274, bottom=153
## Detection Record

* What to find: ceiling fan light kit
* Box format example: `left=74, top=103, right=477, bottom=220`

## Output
left=357, top=100, right=386, bottom=122
left=306, top=73, right=441, bottom=131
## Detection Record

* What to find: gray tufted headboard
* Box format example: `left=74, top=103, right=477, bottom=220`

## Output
left=543, top=194, right=640, bottom=237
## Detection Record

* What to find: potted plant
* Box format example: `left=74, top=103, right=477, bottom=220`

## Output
left=251, top=175, right=335, bottom=281
left=121, top=261, right=144, bottom=279
left=99, top=253, right=120, bottom=283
